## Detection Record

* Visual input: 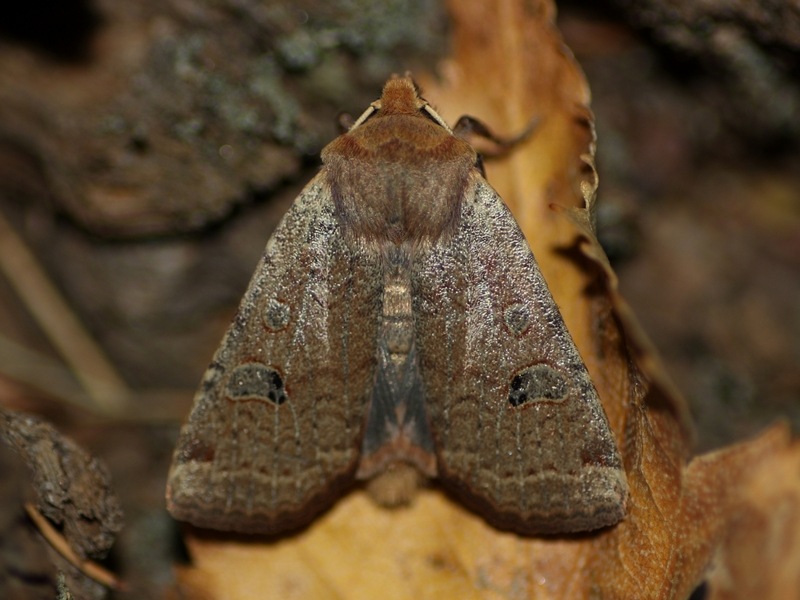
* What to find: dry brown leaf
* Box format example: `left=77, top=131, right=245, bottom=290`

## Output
left=705, top=436, right=800, bottom=600
left=174, top=0, right=794, bottom=598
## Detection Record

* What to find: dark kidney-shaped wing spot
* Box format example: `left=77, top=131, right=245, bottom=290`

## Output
left=508, top=364, right=569, bottom=406
left=264, top=298, right=290, bottom=331
left=226, top=363, right=288, bottom=405
left=503, top=302, right=531, bottom=336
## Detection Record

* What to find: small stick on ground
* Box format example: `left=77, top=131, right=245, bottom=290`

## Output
left=0, top=211, right=131, bottom=414
left=24, top=503, right=126, bottom=591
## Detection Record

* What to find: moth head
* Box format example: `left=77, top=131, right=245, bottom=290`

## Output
left=379, top=75, right=426, bottom=115
left=346, top=74, right=455, bottom=135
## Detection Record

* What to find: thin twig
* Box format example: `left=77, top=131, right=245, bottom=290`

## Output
left=0, top=334, right=91, bottom=409
left=0, top=211, right=130, bottom=413
left=24, top=503, right=126, bottom=591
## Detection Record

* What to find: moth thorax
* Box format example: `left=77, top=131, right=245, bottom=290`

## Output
left=327, top=154, right=469, bottom=246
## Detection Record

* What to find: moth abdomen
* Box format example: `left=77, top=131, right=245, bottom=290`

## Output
left=381, top=253, right=415, bottom=358
left=357, top=245, right=437, bottom=482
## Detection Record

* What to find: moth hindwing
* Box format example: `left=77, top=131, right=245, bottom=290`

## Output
left=166, top=75, right=628, bottom=535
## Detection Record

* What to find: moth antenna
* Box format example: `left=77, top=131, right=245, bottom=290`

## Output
left=349, top=104, right=379, bottom=130
left=454, top=115, right=541, bottom=159
left=421, top=104, right=454, bottom=133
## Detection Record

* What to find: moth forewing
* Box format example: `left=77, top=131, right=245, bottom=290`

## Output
left=167, top=75, right=627, bottom=536
left=412, top=176, right=627, bottom=534
left=166, top=176, right=383, bottom=534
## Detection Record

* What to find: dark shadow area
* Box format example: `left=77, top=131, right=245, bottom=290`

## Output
left=0, top=0, right=103, bottom=63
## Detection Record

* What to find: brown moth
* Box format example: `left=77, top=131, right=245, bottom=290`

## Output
left=166, top=76, right=628, bottom=535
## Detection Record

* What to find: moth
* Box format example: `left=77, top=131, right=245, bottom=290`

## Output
left=166, top=75, right=627, bottom=535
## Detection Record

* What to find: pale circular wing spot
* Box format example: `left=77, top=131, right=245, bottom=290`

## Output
left=264, top=298, right=290, bottom=331
left=503, top=303, right=531, bottom=336
left=508, top=364, right=568, bottom=406
left=226, top=363, right=288, bottom=405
